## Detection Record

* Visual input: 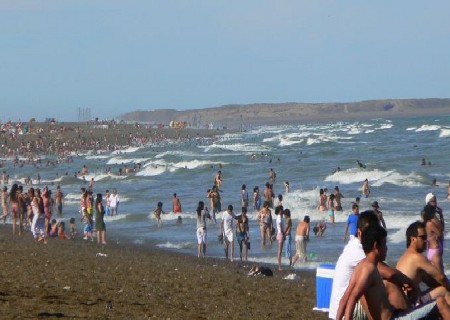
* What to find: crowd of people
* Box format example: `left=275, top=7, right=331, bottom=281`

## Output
left=0, top=182, right=123, bottom=246
left=329, top=192, right=449, bottom=319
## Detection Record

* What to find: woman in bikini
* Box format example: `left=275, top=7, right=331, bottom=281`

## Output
left=423, top=205, right=444, bottom=274
left=9, top=184, right=22, bottom=236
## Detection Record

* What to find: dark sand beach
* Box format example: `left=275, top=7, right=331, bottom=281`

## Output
left=0, top=226, right=327, bottom=319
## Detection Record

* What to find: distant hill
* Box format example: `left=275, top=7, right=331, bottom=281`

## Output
left=119, top=98, right=450, bottom=128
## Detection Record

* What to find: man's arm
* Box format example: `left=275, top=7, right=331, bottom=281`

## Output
left=417, top=255, right=450, bottom=290
left=336, top=262, right=373, bottom=320
left=378, top=262, right=418, bottom=301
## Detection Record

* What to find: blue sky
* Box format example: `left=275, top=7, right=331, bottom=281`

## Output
left=1, top=1, right=449, bottom=121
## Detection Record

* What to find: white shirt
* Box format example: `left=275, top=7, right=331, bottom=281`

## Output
left=222, top=210, right=234, bottom=235
left=276, top=214, right=285, bottom=235
left=328, top=237, right=365, bottom=319
left=108, top=193, right=120, bottom=208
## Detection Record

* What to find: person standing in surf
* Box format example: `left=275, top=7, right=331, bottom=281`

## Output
left=362, top=179, right=370, bottom=198
left=172, top=193, right=182, bottom=213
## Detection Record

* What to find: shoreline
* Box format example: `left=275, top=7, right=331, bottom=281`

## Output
left=0, top=224, right=327, bottom=319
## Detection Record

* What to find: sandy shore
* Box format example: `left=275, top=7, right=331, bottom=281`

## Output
left=0, top=225, right=328, bottom=319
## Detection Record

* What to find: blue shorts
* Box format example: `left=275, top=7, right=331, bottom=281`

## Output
left=237, top=231, right=247, bottom=243
left=285, top=234, right=292, bottom=258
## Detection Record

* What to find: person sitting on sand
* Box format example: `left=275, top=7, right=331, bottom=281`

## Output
left=49, top=219, right=58, bottom=237
left=336, top=223, right=450, bottom=320
left=69, top=217, right=77, bottom=236
left=58, top=221, right=70, bottom=239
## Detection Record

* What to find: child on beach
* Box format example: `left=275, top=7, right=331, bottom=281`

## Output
left=153, top=201, right=166, bottom=228
left=49, top=219, right=58, bottom=237
left=58, top=221, right=70, bottom=239
left=69, top=217, right=78, bottom=236
left=82, top=213, right=94, bottom=241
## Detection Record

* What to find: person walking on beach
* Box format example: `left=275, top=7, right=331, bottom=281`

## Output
left=108, top=188, right=120, bottom=216
left=284, top=209, right=293, bottom=266
left=220, top=205, right=236, bottom=262
left=362, top=178, right=370, bottom=198
left=257, top=201, right=273, bottom=246
left=172, top=193, right=182, bottom=213
left=275, top=205, right=286, bottom=271
left=241, top=184, right=249, bottom=210
left=95, top=193, right=106, bottom=244
left=0, top=186, right=9, bottom=223
left=292, top=215, right=310, bottom=265
left=196, top=201, right=210, bottom=258
left=55, top=185, right=64, bottom=217
left=10, top=184, right=23, bottom=236
left=236, top=207, right=249, bottom=261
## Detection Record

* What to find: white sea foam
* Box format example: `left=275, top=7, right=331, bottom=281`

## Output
left=416, top=124, right=441, bottom=132
left=156, top=241, right=195, bottom=250
left=201, top=143, right=272, bottom=153
left=104, top=214, right=127, bottom=222
left=77, top=173, right=126, bottom=181
left=324, top=168, right=424, bottom=187
left=439, top=128, right=450, bottom=138
left=106, top=157, right=149, bottom=165
left=112, top=147, right=141, bottom=154
left=85, top=155, right=110, bottom=160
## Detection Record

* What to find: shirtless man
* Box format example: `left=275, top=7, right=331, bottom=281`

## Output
left=362, top=179, right=370, bottom=198
left=172, top=193, right=182, bottom=213
left=396, top=221, right=450, bottom=306
left=371, top=201, right=387, bottom=229
left=336, top=223, right=450, bottom=320
left=291, top=215, right=310, bottom=265
left=269, top=168, right=276, bottom=184
left=214, top=171, right=222, bottom=189
left=55, top=185, right=64, bottom=217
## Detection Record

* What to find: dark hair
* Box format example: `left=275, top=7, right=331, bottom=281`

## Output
left=197, top=201, right=204, bottom=216
left=361, top=223, right=387, bottom=254
left=422, top=204, right=436, bottom=224
left=157, top=201, right=163, bottom=208
left=10, top=184, right=18, bottom=202
left=278, top=194, right=283, bottom=201
left=357, top=210, right=379, bottom=232
left=263, top=201, right=270, bottom=208
left=304, top=215, right=310, bottom=223
left=352, top=203, right=359, bottom=211
left=283, top=209, right=291, bottom=217
left=313, top=226, right=319, bottom=234
left=242, top=184, right=246, bottom=190
left=242, top=207, right=247, bottom=213
left=406, top=221, right=425, bottom=248
left=275, top=205, right=283, bottom=215
left=319, top=188, right=324, bottom=195
left=95, top=193, right=102, bottom=204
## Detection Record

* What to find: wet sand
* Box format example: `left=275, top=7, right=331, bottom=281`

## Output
left=0, top=225, right=328, bottom=319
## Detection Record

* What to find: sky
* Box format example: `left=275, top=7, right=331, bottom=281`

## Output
left=1, top=1, right=449, bottom=121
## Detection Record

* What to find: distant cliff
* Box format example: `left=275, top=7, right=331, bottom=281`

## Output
left=119, top=98, right=450, bottom=128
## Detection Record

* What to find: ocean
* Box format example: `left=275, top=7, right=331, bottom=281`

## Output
left=4, top=115, right=450, bottom=272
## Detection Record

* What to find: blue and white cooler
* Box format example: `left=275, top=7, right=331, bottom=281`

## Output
left=314, top=263, right=335, bottom=312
